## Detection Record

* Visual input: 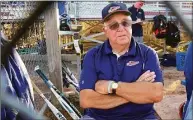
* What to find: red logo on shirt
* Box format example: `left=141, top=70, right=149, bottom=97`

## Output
left=126, top=61, right=139, bottom=66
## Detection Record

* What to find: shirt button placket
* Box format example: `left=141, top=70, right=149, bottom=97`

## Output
left=117, top=58, right=123, bottom=76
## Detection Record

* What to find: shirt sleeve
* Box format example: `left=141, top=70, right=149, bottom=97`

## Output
left=145, top=48, right=163, bottom=83
left=184, top=42, right=192, bottom=100
left=79, top=48, right=98, bottom=91
left=141, top=9, right=145, bottom=21
left=128, top=7, right=131, bottom=12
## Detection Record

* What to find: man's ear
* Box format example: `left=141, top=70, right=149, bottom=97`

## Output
left=102, top=26, right=105, bottom=31
left=103, top=27, right=108, bottom=37
left=103, top=27, right=107, bottom=34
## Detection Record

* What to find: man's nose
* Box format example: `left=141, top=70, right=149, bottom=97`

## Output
left=117, top=23, right=125, bottom=31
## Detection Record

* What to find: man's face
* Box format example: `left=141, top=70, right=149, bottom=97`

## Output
left=135, top=2, right=144, bottom=9
left=103, top=13, right=132, bottom=46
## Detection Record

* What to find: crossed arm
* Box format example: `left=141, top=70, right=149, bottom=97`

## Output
left=80, top=71, right=164, bottom=109
left=80, top=89, right=128, bottom=109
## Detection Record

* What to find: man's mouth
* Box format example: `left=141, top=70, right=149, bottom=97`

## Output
left=118, top=35, right=126, bottom=37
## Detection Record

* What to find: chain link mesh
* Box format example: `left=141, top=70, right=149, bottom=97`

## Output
left=1, top=1, right=48, bottom=78
left=1, top=1, right=192, bottom=85
left=66, top=1, right=192, bottom=54
left=1, top=1, right=192, bottom=117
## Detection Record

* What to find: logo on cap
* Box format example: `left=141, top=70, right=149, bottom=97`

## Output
left=108, top=6, right=120, bottom=13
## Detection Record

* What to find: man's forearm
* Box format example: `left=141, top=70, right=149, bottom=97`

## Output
left=116, top=82, right=163, bottom=104
left=80, top=89, right=128, bottom=109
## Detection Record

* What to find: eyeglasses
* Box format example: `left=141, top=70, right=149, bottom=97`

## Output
left=105, top=20, right=132, bottom=30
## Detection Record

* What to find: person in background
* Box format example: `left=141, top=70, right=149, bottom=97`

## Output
left=128, top=1, right=145, bottom=43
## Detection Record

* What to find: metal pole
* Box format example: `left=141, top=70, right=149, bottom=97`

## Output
left=163, top=4, right=169, bottom=54
left=164, top=1, right=193, bottom=38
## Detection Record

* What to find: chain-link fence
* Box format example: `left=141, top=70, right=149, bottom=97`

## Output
left=2, top=1, right=191, bottom=77
left=67, top=1, right=192, bottom=21
left=66, top=1, right=192, bottom=55
left=1, top=1, right=49, bottom=78
left=1, top=1, right=192, bottom=89
left=1, top=1, right=192, bottom=119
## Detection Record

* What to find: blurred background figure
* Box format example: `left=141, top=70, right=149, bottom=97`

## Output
left=128, top=0, right=145, bottom=43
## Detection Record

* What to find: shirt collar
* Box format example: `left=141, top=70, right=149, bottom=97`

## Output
left=123, top=37, right=137, bottom=57
left=104, top=37, right=137, bottom=56
left=132, top=5, right=136, bottom=9
left=104, top=39, right=113, bottom=55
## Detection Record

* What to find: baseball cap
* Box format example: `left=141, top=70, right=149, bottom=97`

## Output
left=102, top=2, right=131, bottom=22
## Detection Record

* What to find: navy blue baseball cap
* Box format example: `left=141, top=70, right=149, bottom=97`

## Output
left=102, top=2, right=131, bottom=22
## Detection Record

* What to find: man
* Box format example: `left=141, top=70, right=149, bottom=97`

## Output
left=79, top=2, right=163, bottom=120
left=128, top=1, right=145, bottom=43
left=1, top=31, right=35, bottom=119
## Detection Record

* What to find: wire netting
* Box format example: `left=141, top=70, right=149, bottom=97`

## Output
left=1, top=1, right=49, bottom=78
left=66, top=1, right=192, bottom=54
left=1, top=1, right=192, bottom=119
left=2, top=1, right=191, bottom=78
left=1, top=1, right=192, bottom=88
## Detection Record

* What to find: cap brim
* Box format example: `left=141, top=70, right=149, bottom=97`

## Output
left=102, top=10, right=131, bottom=22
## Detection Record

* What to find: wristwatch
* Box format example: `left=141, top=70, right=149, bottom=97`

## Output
left=111, top=82, right=118, bottom=94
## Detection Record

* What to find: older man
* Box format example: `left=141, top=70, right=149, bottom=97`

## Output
left=79, top=2, right=163, bottom=120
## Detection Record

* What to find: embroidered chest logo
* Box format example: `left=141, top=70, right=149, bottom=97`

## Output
left=126, top=61, right=139, bottom=66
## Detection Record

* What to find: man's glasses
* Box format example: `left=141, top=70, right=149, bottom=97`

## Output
left=105, top=20, right=132, bottom=30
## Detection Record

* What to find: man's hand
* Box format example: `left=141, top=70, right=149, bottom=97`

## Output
left=136, top=70, right=156, bottom=82
left=132, top=18, right=144, bottom=25
left=136, top=18, right=142, bottom=23
left=95, top=80, right=110, bottom=94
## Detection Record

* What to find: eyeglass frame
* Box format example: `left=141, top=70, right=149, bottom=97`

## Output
left=104, top=19, right=132, bottom=31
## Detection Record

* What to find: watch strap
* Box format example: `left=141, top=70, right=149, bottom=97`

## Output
left=112, top=82, right=117, bottom=94
left=107, top=81, right=114, bottom=94
left=112, top=87, right=116, bottom=94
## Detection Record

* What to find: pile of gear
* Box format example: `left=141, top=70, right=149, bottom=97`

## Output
left=152, top=14, right=180, bottom=48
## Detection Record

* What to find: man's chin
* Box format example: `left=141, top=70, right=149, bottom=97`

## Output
left=117, top=41, right=130, bottom=45
left=117, top=39, right=130, bottom=45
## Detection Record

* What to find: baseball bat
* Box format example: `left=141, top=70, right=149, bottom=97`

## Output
left=62, top=63, right=79, bottom=84
left=32, top=81, right=66, bottom=120
left=34, top=66, right=81, bottom=119
left=62, top=68, right=79, bottom=94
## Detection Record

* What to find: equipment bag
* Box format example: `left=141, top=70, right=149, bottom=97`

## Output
left=152, top=14, right=168, bottom=39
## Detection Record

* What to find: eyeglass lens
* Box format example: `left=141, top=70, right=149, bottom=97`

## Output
left=109, top=20, right=131, bottom=30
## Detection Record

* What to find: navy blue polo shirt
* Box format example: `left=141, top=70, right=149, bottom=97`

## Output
left=79, top=38, right=163, bottom=120
left=128, top=5, right=145, bottom=37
